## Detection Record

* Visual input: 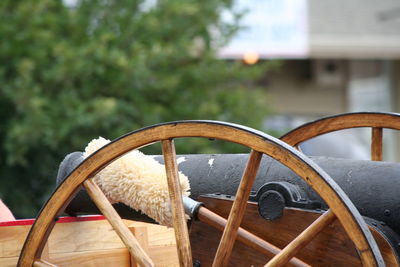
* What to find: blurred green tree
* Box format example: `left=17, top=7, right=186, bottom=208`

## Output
left=0, top=0, right=275, bottom=218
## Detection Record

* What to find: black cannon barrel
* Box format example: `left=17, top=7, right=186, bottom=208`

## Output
left=167, top=154, right=400, bottom=236
left=58, top=153, right=400, bottom=236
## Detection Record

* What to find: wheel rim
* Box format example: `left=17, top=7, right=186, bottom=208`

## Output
left=281, top=112, right=400, bottom=161
left=18, top=120, right=384, bottom=266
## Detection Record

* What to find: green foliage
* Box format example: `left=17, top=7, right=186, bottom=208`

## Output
left=0, top=0, right=275, bottom=218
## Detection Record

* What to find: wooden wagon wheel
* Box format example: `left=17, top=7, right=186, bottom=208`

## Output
left=280, top=112, right=400, bottom=161
left=18, top=121, right=384, bottom=267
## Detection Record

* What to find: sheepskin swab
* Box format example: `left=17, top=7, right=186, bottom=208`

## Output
left=83, top=137, right=191, bottom=227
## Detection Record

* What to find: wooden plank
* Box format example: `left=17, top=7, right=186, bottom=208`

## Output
left=33, top=259, right=57, bottom=267
left=0, top=248, right=130, bottom=267
left=213, top=150, right=263, bottom=267
left=49, top=220, right=125, bottom=254
left=83, top=179, right=154, bottom=267
left=145, top=226, right=176, bottom=247
left=130, top=226, right=149, bottom=267
left=265, top=210, right=336, bottom=266
left=1, top=218, right=178, bottom=267
left=190, top=196, right=399, bottom=266
left=0, top=256, right=19, bottom=267
left=162, top=139, right=192, bottom=267
left=197, top=206, right=309, bottom=267
left=126, top=223, right=178, bottom=266
left=125, top=221, right=176, bottom=247
left=0, top=245, right=179, bottom=267
left=49, top=248, right=130, bottom=266
left=0, top=224, right=32, bottom=257
left=1, top=219, right=127, bottom=266
left=126, top=222, right=179, bottom=266
left=371, top=127, right=383, bottom=161
left=147, top=245, right=180, bottom=266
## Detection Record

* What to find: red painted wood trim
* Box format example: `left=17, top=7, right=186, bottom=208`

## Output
left=0, top=215, right=105, bottom=227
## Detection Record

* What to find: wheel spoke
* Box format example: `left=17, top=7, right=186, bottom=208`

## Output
left=161, top=139, right=193, bottom=267
left=213, top=150, right=263, bottom=267
left=371, top=127, right=383, bottom=161
left=83, top=178, right=154, bottom=267
left=197, top=206, right=310, bottom=267
left=265, top=209, right=336, bottom=267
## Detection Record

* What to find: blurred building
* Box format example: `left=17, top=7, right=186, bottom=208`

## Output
left=220, top=0, right=400, bottom=160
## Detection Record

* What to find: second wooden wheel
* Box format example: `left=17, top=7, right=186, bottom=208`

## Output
left=18, top=121, right=384, bottom=266
left=280, top=112, right=400, bottom=161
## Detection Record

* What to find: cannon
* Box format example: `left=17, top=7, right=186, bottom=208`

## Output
left=57, top=152, right=400, bottom=266
left=7, top=112, right=400, bottom=266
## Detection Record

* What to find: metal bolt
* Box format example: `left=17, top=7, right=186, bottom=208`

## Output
left=193, top=259, right=201, bottom=267
left=384, top=209, right=391, bottom=216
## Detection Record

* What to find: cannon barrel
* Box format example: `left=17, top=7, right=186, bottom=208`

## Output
left=58, top=153, right=400, bottom=236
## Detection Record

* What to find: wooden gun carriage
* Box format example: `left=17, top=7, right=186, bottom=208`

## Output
left=1, top=112, right=400, bottom=266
